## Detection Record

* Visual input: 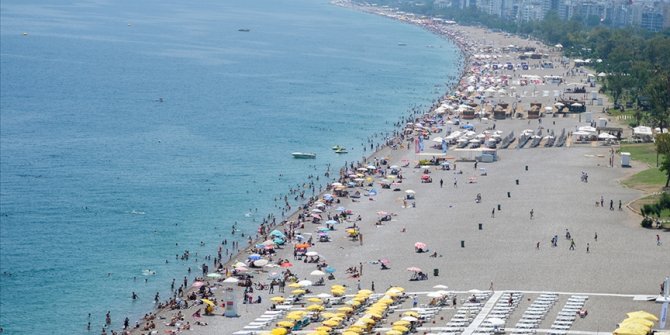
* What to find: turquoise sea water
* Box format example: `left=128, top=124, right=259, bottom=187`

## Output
left=0, top=0, right=461, bottom=333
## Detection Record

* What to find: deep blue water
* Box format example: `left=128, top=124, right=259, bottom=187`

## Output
left=0, top=0, right=461, bottom=333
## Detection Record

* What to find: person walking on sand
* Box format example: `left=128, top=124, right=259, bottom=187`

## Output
left=569, top=239, right=576, bottom=250
left=586, top=243, right=590, bottom=253
left=530, top=209, right=534, bottom=220
left=491, top=208, right=495, bottom=218
left=657, top=234, right=661, bottom=246
left=440, top=179, right=443, bottom=188
left=453, top=178, right=458, bottom=188
left=594, top=232, right=598, bottom=241
left=610, top=199, right=614, bottom=210
left=619, top=200, right=622, bottom=210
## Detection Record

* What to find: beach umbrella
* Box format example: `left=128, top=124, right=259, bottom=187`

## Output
left=414, top=242, right=427, bottom=249
left=338, top=306, right=353, bottom=312
left=292, top=289, right=306, bottom=295
left=307, top=297, right=323, bottom=303
left=270, top=230, right=285, bottom=238
left=307, top=304, right=324, bottom=311
left=433, top=284, right=448, bottom=289
left=613, top=327, right=648, bottom=335
left=305, top=251, right=319, bottom=257
left=386, top=331, right=403, bottom=335
left=253, top=259, right=269, bottom=267
left=288, top=283, right=302, bottom=288
left=277, top=321, right=295, bottom=328
left=394, top=320, right=411, bottom=326
left=358, top=289, right=373, bottom=295
left=388, top=286, right=405, bottom=292
left=325, top=219, right=338, bottom=225
left=626, top=311, right=658, bottom=321
left=270, top=296, right=285, bottom=303
left=222, top=277, right=239, bottom=284
left=621, top=318, right=655, bottom=328
left=392, top=325, right=409, bottom=332
left=359, top=317, right=376, bottom=324
left=401, top=316, right=418, bottom=322
left=201, top=298, right=215, bottom=306
left=317, top=293, right=332, bottom=298
left=206, top=273, right=222, bottom=278
left=191, top=281, right=205, bottom=288
left=270, top=328, right=288, bottom=335
left=427, top=291, right=445, bottom=298
left=310, top=270, right=326, bottom=276
left=468, top=289, right=483, bottom=294
left=405, top=190, right=416, bottom=194
left=324, top=266, right=336, bottom=273
left=402, top=311, right=419, bottom=317
left=316, top=326, right=332, bottom=332
left=248, top=254, right=261, bottom=260
left=322, top=319, right=340, bottom=327
left=298, top=280, right=313, bottom=287
left=280, top=262, right=293, bottom=268
left=311, top=208, right=323, bottom=213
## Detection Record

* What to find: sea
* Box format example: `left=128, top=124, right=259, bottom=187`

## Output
left=0, top=0, right=462, bottom=333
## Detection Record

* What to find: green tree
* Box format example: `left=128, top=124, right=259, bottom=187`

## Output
left=656, top=133, right=670, bottom=185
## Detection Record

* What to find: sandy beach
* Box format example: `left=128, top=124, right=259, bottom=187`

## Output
left=124, top=3, right=668, bottom=335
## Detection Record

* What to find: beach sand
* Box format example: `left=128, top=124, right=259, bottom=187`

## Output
left=127, top=5, right=668, bottom=335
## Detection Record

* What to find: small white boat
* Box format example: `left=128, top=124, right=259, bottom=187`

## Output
left=292, top=152, right=316, bottom=159
left=334, top=148, right=348, bottom=154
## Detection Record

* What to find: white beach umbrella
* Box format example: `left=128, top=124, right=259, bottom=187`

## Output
left=310, top=270, right=326, bottom=276
left=222, top=277, right=239, bottom=284
left=298, top=280, right=313, bottom=287
left=433, top=285, right=448, bottom=289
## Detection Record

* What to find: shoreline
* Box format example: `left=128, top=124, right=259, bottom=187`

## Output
left=122, top=2, right=668, bottom=335
left=122, top=2, right=471, bottom=334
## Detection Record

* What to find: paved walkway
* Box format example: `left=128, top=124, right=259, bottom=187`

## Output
left=462, top=291, right=503, bottom=335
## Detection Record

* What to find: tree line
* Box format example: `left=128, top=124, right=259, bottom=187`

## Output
left=355, top=0, right=670, bottom=129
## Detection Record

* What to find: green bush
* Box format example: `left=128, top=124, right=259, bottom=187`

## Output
left=641, top=217, right=654, bottom=228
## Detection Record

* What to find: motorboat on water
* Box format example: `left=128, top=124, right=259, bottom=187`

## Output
left=334, top=148, right=348, bottom=154
left=332, top=145, right=345, bottom=150
left=292, top=152, right=316, bottom=159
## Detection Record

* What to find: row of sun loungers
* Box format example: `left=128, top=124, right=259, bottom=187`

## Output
left=513, top=293, right=559, bottom=333
left=548, top=295, right=588, bottom=335
left=473, top=291, right=524, bottom=335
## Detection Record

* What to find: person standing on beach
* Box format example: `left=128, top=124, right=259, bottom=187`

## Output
left=657, top=234, right=661, bottom=246
left=440, top=179, right=443, bottom=188
left=491, top=208, right=495, bottom=218
left=594, top=232, right=598, bottom=241
left=586, top=243, right=590, bottom=253
left=530, top=209, right=534, bottom=220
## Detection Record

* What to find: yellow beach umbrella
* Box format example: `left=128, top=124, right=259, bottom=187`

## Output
left=359, top=317, right=376, bottom=324
left=286, top=314, right=304, bottom=320
left=342, top=332, right=360, bottom=335
left=378, top=298, right=394, bottom=304
left=613, top=326, right=649, bottom=335
left=622, top=318, right=655, bottom=328
left=307, top=304, right=325, bottom=311
left=358, top=289, right=373, bottom=295
left=385, top=291, right=399, bottom=297
left=331, top=284, right=346, bottom=290
left=389, top=286, right=405, bottom=292
left=321, top=312, right=337, bottom=319
left=386, top=331, right=403, bottom=335
left=338, top=306, right=353, bottom=312
left=627, top=311, right=659, bottom=322
left=307, top=297, right=323, bottom=303
left=366, top=311, right=383, bottom=318
left=322, top=319, right=340, bottom=327
left=201, top=298, right=215, bottom=306
left=292, top=289, right=306, bottom=295
left=393, top=320, right=411, bottom=326
left=402, top=311, right=419, bottom=317
left=277, top=321, right=295, bottom=328
left=346, top=326, right=364, bottom=333
left=316, top=326, right=332, bottom=332
left=270, top=296, right=285, bottom=303
left=288, top=282, right=302, bottom=288
left=347, top=300, right=361, bottom=307
left=271, top=328, right=288, bottom=335
left=392, top=325, right=409, bottom=332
